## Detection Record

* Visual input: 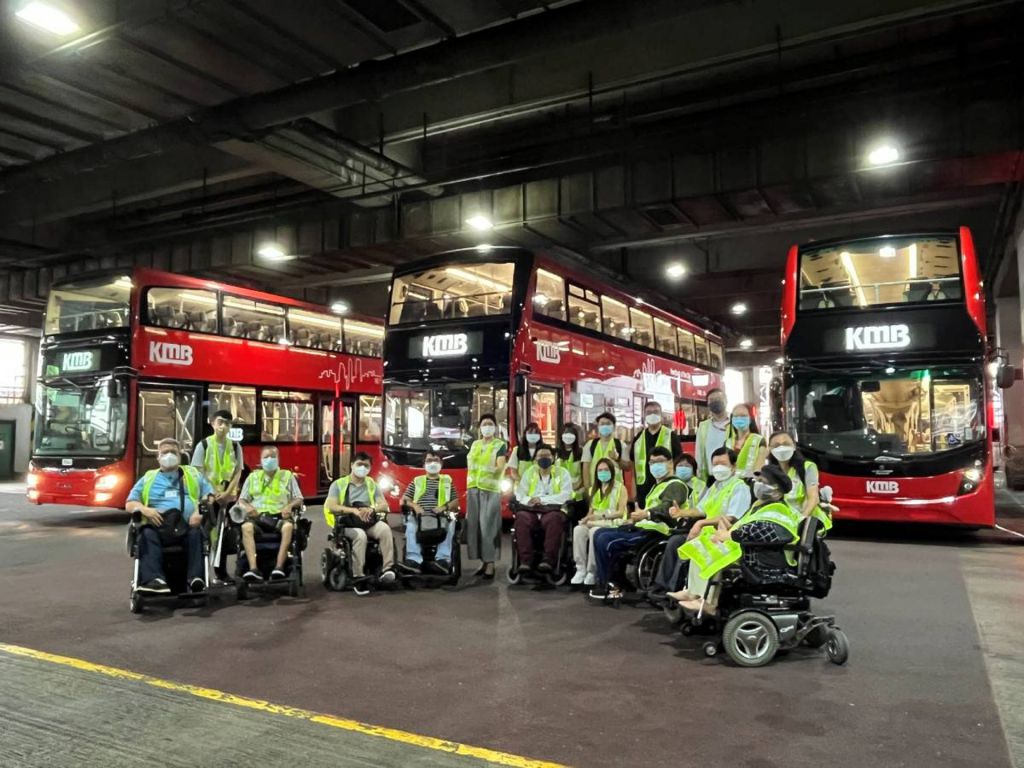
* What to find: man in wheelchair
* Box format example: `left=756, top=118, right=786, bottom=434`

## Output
left=512, top=444, right=573, bottom=576
left=125, top=438, right=215, bottom=594
left=234, top=445, right=304, bottom=583
left=398, top=451, right=459, bottom=576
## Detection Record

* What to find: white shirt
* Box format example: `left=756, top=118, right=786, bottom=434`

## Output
left=699, top=419, right=730, bottom=472
left=515, top=467, right=573, bottom=506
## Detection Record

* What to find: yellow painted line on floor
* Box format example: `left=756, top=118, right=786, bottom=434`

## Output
left=0, top=642, right=568, bottom=768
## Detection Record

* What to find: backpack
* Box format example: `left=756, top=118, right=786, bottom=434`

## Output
left=806, top=537, right=836, bottom=598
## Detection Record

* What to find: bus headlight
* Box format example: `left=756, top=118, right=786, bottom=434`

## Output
left=27, top=471, right=40, bottom=489
left=378, top=474, right=401, bottom=497
left=95, top=474, right=123, bottom=491
left=958, top=465, right=983, bottom=495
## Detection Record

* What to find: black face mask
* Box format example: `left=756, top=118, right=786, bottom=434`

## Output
left=709, top=401, right=726, bottom=415
left=537, top=457, right=554, bottom=469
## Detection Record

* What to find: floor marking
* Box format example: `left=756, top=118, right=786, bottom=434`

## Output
left=995, top=524, right=1024, bottom=540
left=0, top=642, right=568, bottom=768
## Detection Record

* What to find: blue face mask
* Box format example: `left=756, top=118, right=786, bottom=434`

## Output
left=537, top=457, right=553, bottom=469
left=596, top=469, right=613, bottom=483
left=598, top=423, right=614, bottom=438
left=261, top=457, right=279, bottom=472
left=676, top=465, right=693, bottom=481
left=732, top=416, right=751, bottom=431
left=650, top=461, right=669, bottom=479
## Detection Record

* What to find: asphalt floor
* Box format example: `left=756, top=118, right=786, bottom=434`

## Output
left=1, top=480, right=1022, bottom=768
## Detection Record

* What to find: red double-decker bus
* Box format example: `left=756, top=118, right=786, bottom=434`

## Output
left=779, top=227, right=998, bottom=527
left=377, top=246, right=724, bottom=511
left=28, top=267, right=383, bottom=508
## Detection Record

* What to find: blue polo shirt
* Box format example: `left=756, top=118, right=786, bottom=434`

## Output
left=127, top=468, right=214, bottom=519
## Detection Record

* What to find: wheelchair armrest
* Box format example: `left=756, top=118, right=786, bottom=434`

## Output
left=130, top=509, right=143, bottom=524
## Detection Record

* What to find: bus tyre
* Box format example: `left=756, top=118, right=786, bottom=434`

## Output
left=723, top=611, right=779, bottom=668
left=825, top=628, right=850, bottom=666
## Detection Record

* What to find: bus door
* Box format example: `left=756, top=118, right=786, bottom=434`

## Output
left=318, top=396, right=354, bottom=494
left=525, top=382, right=563, bottom=445
left=136, top=384, right=202, bottom=476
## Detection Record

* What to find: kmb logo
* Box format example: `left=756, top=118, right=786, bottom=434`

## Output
left=422, top=333, right=468, bottom=357
left=149, top=341, right=193, bottom=366
left=866, top=480, right=899, bottom=494
left=535, top=340, right=562, bottom=364
left=844, top=324, right=911, bottom=352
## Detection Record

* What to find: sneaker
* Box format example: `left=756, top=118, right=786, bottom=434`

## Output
left=398, top=560, right=422, bottom=574
left=352, top=584, right=371, bottom=596
left=243, top=570, right=264, bottom=583
left=270, top=569, right=287, bottom=581
left=379, top=568, right=397, bottom=585
left=583, top=573, right=597, bottom=586
left=138, top=578, right=171, bottom=594
left=570, top=571, right=586, bottom=586
left=536, top=561, right=554, bottom=574
left=189, top=578, right=206, bottom=593
left=517, top=562, right=533, bottom=575
left=427, top=560, right=449, bottom=575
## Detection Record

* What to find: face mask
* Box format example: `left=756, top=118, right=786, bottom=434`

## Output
left=710, top=465, right=733, bottom=482
left=562, top=433, right=576, bottom=445
left=598, top=424, right=614, bottom=438
left=650, top=462, right=669, bottom=479
left=676, top=465, right=694, bottom=481
left=596, top=469, right=613, bottom=483
left=353, top=465, right=370, bottom=478
left=261, top=457, right=279, bottom=472
left=732, top=416, right=751, bottom=431
left=526, top=432, right=541, bottom=444
left=771, top=445, right=795, bottom=462
left=158, top=452, right=180, bottom=470
left=645, top=413, right=662, bottom=426
left=709, top=400, right=726, bottom=415
left=425, top=462, right=442, bottom=475
left=480, top=424, right=496, bottom=437
left=537, top=457, right=553, bottom=470
left=753, top=481, right=777, bottom=501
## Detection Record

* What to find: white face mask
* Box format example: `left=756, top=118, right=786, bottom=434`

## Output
left=771, top=445, right=795, bottom=462
left=352, top=465, right=370, bottom=478
left=480, top=424, right=496, bottom=437
left=753, top=481, right=777, bottom=501
left=645, top=413, right=662, bottom=426
left=710, top=464, right=733, bottom=482
left=525, top=432, right=541, bottom=444
left=425, top=462, right=442, bottom=475
left=561, top=433, right=576, bottom=445
left=158, top=452, right=180, bottom=470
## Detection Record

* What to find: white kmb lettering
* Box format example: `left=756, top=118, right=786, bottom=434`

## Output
left=536, top=340, right=561, bottom=364
left=866, top=480, right=900, bottom=494
left=422, top=333, right=468, bottom=358
left=149, top=341, right=194, bottom=366
left=844, top=324, right=911, bottom=352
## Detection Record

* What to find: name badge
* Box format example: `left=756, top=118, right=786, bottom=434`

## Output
left=164, top=489, right=179, bottom=500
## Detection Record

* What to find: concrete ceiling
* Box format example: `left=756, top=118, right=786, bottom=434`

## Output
left=1, top=0, right=1022, bottom=352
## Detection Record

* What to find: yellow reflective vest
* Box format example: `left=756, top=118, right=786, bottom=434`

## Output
left=467, top=438, right=506, bottom=492
left=203, top=435, right=237, bottom=487
left=633, top=426, right=672, bottom=485
left=246, top=469, right=295, bottom=515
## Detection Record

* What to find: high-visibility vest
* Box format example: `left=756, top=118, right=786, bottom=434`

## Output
left=514, top=445, right=538, bottom=480
left=556, top=454, right=583, bottom=500
left=412, top=474, right=453, bottom=510
left=522, top=465, right=570, bottom=498
left=695, top=418, right=729, bottom=482
left=699, top=474, right=747, bottom=521
left=246, top=469, right=295, bottom=515
left=589, top=481, right=626, bottom=526
left=632, top=426, right=673, bottom=485
left=324, top=475, right=378, bottom=528
left=728, top=430, right=765, bottom=477
left=784, top=460, right=833, bottom=533
left=586, top=438, right=623, bottom=484
left=682, top=477, right=707, bottom=510
left=203, top=435, right=237, bottom=486
left=645, top=477, right=685, bottom=510
left=467, top=438, right=506, bottom=492
left=678, top=501, right=801, bottom=580
left=140, top=466, right=201, bottom=512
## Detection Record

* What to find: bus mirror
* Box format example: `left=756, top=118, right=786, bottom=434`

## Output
left=514, top=374, right=527, bottom=396
left=861, top=380, right=881, bottom=393
left=997, top=365, right=1016, bottom=389
left=106, top=378, right=122, bottom=398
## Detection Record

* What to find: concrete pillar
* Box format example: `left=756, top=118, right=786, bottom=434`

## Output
left=995, top=296, right=1024, bottom=446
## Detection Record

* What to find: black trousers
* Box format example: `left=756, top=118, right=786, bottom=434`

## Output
left=138, top=525, right=204, bottom=583
left=654, top=533, right=689, bottom=591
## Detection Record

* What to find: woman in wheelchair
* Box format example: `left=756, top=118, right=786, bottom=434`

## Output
left=234, top=446, right=304, bottom=583
left=765, top=431, right=831, bottom=533
left=670, top=464, right=799, bottom=615
left=571, top=457, right=627, bottom=586
left=125, top=437, right=215, bottom=595
left=399, top=451, right=459, bottom=576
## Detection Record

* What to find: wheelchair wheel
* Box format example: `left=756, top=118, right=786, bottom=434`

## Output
left=129, top=591, right=143, bottom=614
left=546, top=568, right=569, bottom=587
left=320, top=549, right=335, bottom=588
left=506, top=567, right=522, bottom=585
left=327, top=564, right=349, bottom=592
left=825, top=628, right=850, bottom=665
left=636, top=547, right=662, bottom=593
left=723, top=611, right=779, bottom=668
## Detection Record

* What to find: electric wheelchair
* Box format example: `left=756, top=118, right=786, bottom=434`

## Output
left=676, top=511, right=847, bottom=668
left=507, top=499, right=577, bottom=587
left=231, top=505, right=311, bottom=600
left=320, top=503, right=395, bottom=593
left=396, top=502, right=463, bottom=588
left=126, top=502, right=216, bottom=614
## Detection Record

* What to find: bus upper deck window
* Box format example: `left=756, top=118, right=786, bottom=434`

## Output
left=45, top=276, right=132, bottom=335
left=629, top=307, right=655, bottom=349
left=534, top=269, right=566, bottom=321
left=601, top=296, right=629, bottom=339
left=677, top=328, right=695, bottom=361
left=223, top=295, right=286, bottom=343
left=289, top=308, right=342, bottom=350
left=693, top=336, right=709, bottom=367
left=568, top=285, right=601, bottom=332
left=147, top=288, right=218, bottom=333
left=389, top=263, right=514, bottom=324
left=654, top=317, right=678, bottom=356
left=344, top=319, right=384, bottom=357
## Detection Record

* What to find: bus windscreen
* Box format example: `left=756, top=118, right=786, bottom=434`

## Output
left=384, top=382, right=509, bottom=453
left=389, top=263, right=515, bottom=325
left=799, top=235, right=961, bottom=310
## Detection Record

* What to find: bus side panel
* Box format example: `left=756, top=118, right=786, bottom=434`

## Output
left=822, top=468, right=994, bottom=527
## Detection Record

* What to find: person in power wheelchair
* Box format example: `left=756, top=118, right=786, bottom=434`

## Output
left=509, top=444, right=574, bottom=584
left=322, top=452, right=397, bottom=596
left=650, top=447, right=750, bottom=604
left=587, top=446, right=689, bottom=602
left=670, top=463, right=848, bottom=667
left=125, top=438, right=215, bottom=611
left=231, top=446, right=307, bottom=598
left=397, top=451, right=461, bottom=582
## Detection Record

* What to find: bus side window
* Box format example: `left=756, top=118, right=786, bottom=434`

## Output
left=535, top=269, right=566, bottom=321
left=147, top=288, right=218, bottom=333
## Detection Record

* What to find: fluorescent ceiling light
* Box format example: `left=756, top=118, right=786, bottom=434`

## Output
left=867, top=143, right=900, bottom=166
left=445, top=267, right=509, bottom=293
left=739, top=338, right=753, bottom=349
left=665, top=263, right=686, bottom=279
left=908, top=243, right=917, bottom=279
left=330, top=301, right=350, bottom=315
left=257, top=243, right=289, bottom=261
left=879, top=246, right=896, bottom=259
left=476, top=243, right=493, bottom=253
left=466, top=214, right=493, bottom=231
left=731, top=302, right=747, bottom=315
left=16, top=2, right=79, bottom=35
left=840, top=250, right=867, bottom=306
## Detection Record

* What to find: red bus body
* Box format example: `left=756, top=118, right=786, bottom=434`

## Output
left=378, top=248, right=723, bottom=515
left=29, top=267, right=383, bottom=508
left=780, top=227, right=994, bottom=527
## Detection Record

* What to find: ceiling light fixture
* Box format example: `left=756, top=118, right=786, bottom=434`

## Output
left=731, top=302, right=747, bottom=315
left=739, top=338, right=753, bottom=349
left=15, top=1, right=80, bottom=35
left=466, top=214, right=493, bottom=231
left=665, top=263, right=687, bottom=279
left=867, top=143, right=900, bottom=166
left=476, top=243, right=493, bottom=253
left=257, top=242, right=289, bottom=261
left=330, top=301, right=350, bottom=315
left=879, top=246, right=897, bottom=259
